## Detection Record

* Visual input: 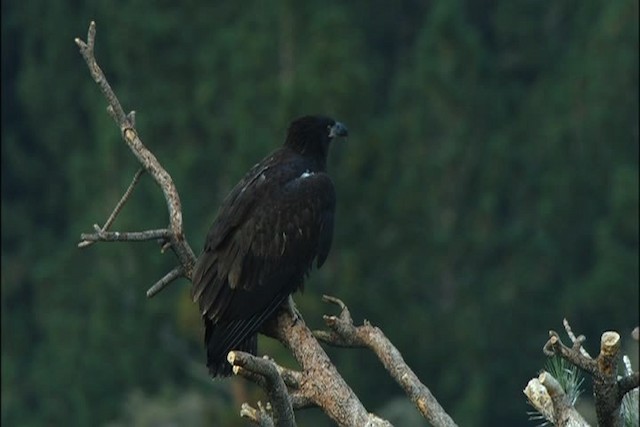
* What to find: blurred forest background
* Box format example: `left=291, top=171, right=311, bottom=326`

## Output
left=2, top=0, right=638, bottom=426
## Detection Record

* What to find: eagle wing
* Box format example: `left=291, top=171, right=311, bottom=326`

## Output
left=190, top=157, right=335, bottom=363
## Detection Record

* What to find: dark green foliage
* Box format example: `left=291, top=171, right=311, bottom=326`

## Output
left=2, top=0, right=637, bottom=426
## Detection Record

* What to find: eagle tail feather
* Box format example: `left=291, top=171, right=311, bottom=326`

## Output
left=205, top=293, right=289, bottom=377
left=206, top=330, right=257, bottom=377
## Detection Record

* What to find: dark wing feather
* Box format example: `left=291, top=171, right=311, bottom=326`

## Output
left=316, top=209, right=334, bottom=268
left=205, top=319, right=257, bottom=377
left=191, top=151, right=336, bottom=376
left=191, top=154, right=276, bottom=305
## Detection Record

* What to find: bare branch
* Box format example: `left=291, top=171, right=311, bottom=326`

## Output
left=241, top=402, right=275, bottom=427
left=591, top=332, right=622, bottom=427
left=313, top=296, right=364, bottom=348
left=524, top=376, right=557, bottom=424
left=79, top=228, right=171, bottom=244
left=543, top=324, right=640, bottom=427
left=543, top=331, right=598, bottom=375
left=75, top=21, right=196, bottom=292
left=542, top=371, right=590, bottom=427
left=146, top=266, right=184, bottom=298
left=618, top=372, right=639, bottom=400
left=597, top=332, right=620, bottom=376
left=102, top=168, right=145, bottom=227
left=524, top=372, right=592, bottom=427
left=127, top=110, right=137, bottom=127
left=542, top=371, right=569, bottom=399
left=288, top=391, right=316, bottom=410
left=316, top=295, right=458, bottom=427
left=74, top=22, right=127, bottom=125
left=563, top=318, right=592, bottom=359
left=275, top=365, right=304, bottom=390
left=229, top=352, right=296, bottom=427
left=622, top=355, right=634, bottom=376
left=263, top=309, right=393, bottom=427
left=232, top=354, right=314, bottom=412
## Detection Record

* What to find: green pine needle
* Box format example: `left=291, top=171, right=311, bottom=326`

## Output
left=545, top=356, right=584, bottom=406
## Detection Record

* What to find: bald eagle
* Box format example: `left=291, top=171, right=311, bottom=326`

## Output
left=191, top=115, right=348, bottom=377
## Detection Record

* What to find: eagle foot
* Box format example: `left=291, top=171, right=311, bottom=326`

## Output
left=286, top=295, right=303, bottom=324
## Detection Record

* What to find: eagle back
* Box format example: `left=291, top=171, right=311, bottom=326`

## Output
left=191, top=148, right=335, bottom=320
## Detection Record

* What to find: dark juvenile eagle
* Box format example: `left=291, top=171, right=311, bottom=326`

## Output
left=191, top=115, right=348, bottom=377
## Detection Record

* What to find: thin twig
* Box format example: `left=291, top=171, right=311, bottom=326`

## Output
left=102, top=168, right=145, bottom=230
left=563, top=318, right=591, bottom=359
left=78, top=168, right=145, bottom=248
left=543, top=331, right=598, bottom=376
left=75, top=22, right=128, bottom=125
left=622, top=355, right=634, bottom=376
left=146, top=266, right=184, bottom=298
left=241, top=402, right=275, bottom=427
left=618, top=372, right=640, bottom=400
left=79, top=228, right=171, bottom=243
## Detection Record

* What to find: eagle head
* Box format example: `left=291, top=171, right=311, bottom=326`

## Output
left=284, top=115, right=348, bottom=160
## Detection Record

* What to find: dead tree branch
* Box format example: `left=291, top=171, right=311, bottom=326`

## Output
left=241, top=401, right=276, bottom=427
left=80, top=227, right=171, bottom=243
left=314, top=296, right=458, bottom=427
left=229, top=352, right=296, bottom=427
left=259, top=308, right=393, bottom=427
left=523, top=372, right=590, bottom=427
left=618, top=372, right=639, bottom=399
left=75, top=21, right=196, bottom=296
left=78, top=168, right=146, bottom=248
left=525, top=320, right=640, bottom=426
left=563, top=318, right=592, bottom=359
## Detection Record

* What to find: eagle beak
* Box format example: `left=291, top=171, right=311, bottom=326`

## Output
left=329, top=122, right=348, bottom=138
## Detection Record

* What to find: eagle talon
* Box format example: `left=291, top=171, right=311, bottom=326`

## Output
left=286, top=295, right=302, bottom=324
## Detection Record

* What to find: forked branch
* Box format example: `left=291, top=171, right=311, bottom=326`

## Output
left=315, top=296, right=458, bottom=427
left=229, top=352, right=296, bottom=427
left=78, top=168, right=146, bottom=248
left=75, top=21, right=196, bottom=296
left=526, top=321, right=639, bottom=426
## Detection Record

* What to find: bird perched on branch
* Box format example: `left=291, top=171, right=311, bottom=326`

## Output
left=191, top=115, right=348, bottom=377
